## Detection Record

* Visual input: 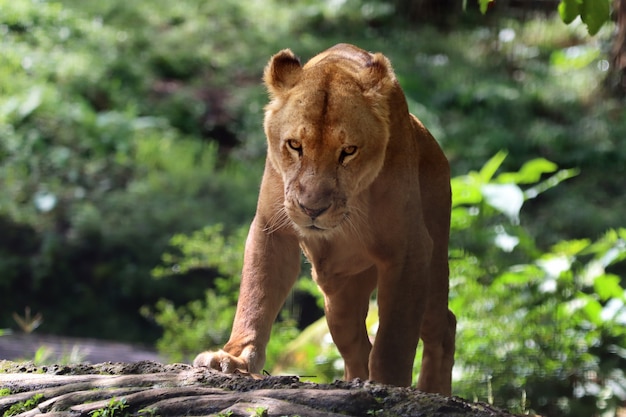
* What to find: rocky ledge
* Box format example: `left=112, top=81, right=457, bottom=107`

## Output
left=0, top=361, right=516, bottom=417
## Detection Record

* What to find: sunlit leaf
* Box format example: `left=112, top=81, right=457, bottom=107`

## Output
left=524, top=168, right=579, bottom=199
left=550, top=238, right=590, bottom=257
left=581, top=294, right=603, bottom=325
left=580, top=0, right=610, bottom=35
left=451, top=206, right=477, bottom=231
left=451, top=174, right=483, bottom=207
left=18, top=87, right=44, bottom=119
left=537, top=254, right=572, bottom=279
left=584, top=229, right=626, bottom=266
left=494, top=264, right=543, bottom=286
left=478, top=150, right=507, bottom=182
left=551, top=46, right=601, bottom=70
left=496, top=158, right=557, bottom=184
left=558, top=0, right=582, bottom=24
left=594, top=274, right=625, bottom=301
left=481, top=183, right=524, bottom=223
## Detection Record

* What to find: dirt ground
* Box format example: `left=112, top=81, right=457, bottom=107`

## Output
left=0, top=360, right=518, bottom=417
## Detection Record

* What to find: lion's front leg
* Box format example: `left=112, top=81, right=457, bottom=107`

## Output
left=317, top=266, right=378, bottom=381
left=368, top=233, right=433, bottom=388
left=194, top=216, right=300, bottom=374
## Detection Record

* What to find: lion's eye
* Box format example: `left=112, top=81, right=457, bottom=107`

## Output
left=339, top=145, right=357, bottom=164
left=286, top=139, right=302, bottom=154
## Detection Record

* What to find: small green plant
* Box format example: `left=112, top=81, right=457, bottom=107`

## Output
left=89, top=398, right=129, bottom=417
left=246, top=406, right=268, bottom=417
left=3, top=394, right=44, bottom=417
left=0, top=388, right=11, bottom=397
left=215, top=411, right=233, bottom=417
left=137, top=407, right=159, bottom=417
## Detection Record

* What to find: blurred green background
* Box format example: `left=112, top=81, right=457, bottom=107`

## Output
left=1, top=0, right=625, bottom=415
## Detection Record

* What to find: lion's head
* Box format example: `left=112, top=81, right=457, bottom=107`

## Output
left=263, top=44, right=398, bottom=236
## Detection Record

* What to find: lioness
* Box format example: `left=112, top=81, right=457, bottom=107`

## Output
left=194, top=43, right=456, bottom=395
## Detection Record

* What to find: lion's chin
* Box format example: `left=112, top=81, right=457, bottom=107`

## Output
left=285, top=207, right=349, bottom=237
left=287, top=216, right=341, bottom=236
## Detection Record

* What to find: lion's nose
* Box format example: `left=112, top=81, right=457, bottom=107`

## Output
left=299, top=202, right=330, bottom=219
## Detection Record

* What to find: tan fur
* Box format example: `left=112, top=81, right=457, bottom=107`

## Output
left=194, top=44, right=456, bottom=395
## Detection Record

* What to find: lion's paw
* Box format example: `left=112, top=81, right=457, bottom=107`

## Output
left=193, top=349, right=249, bottom=373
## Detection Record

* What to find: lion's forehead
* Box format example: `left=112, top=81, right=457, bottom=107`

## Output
left=279, top=89, right=377, bottom=143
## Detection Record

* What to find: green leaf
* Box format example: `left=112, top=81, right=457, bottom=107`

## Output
left=451, top=206, right=477, bottom=231
left=524, top=168, right=579, bottom=199
left=594, top=274, right=624, bottom=301
left=495, top=264, right=544, bottom=286
left=18, top=87, right=44, bottom=120
left=478, top=0, right=494, bottom=14
left=550, top=238, right=590, bottom=256
left=581, top=0, right=610, bottom=35
left=558, top=0, right=582, bottom=24
left=451, top=174, right=483, bottom=207
left=581, top=294, right=603, bottom=325
left=479, top=151, right=508, bottom=182
left=496, top=158, right=558, bottom=185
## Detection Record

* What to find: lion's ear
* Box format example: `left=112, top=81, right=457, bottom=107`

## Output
left=359, top=53, right=396, bottom=96
left=264, top=49, right=302, bottom=97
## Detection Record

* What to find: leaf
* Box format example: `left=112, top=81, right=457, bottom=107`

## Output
left=580, top=0, right=610, bottom=35
left=481, top=183, right=524, bottom=224
left=581, top=294, right=603, bottom=325
left=496, top=158, right=557, bottom=185
left=558, top=0, right=582, bottom=24
left=479, top=151, right=507, bottom=182
left=451, top=207, right=477, bottom=231
left=451, top=174, right=483, bottom=207
left=524, top=168, right=579, bottom=199
left=479, top=0, right=495, bottom=14
left=550, top=238, right=590, bottom=256
left=18, top=87, right=44, bottom=119
left=594, top=274, right=625, bottom=301
left=495, top=264, right=543, bottom=286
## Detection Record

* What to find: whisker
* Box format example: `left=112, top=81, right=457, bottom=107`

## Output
left=342, top=203, right=368, bottom=245
left=263, top=204, right=292, bottom=234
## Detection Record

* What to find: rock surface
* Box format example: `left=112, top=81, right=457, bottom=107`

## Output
left=0, top=361, right=517, bottom=417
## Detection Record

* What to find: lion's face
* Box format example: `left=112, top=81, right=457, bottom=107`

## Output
left=262, top=46, right=396, bottom=236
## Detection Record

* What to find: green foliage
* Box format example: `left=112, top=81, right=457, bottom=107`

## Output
left=0, top=388, right=11, bottom=397
left=558, top=0, right=612, bottom=35
left=145, top=225, right=245, bottom=361
left=476, top=0, right=612, bottom=36
left=0, top=0, right=262, bottom=341
left=3, top=394, right=44, bottom=417
left=89, top=398, right=129, bottom=417
left=246, top=406, right=269, bottom=417
left=476, top=0, right=494, bottom=14
left=453, top=231, right=626, bottom=415
left=147, top=224, right=303, bottom=365
left=448, top=156, right=626, bottom=416
left=137, top=408, right=159, bottom=417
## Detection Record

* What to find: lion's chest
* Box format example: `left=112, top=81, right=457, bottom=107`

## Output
left=299, top=235, right=374, bottom=283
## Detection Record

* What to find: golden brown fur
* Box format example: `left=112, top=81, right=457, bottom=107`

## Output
left=194, top=44, right=456, bottom=394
